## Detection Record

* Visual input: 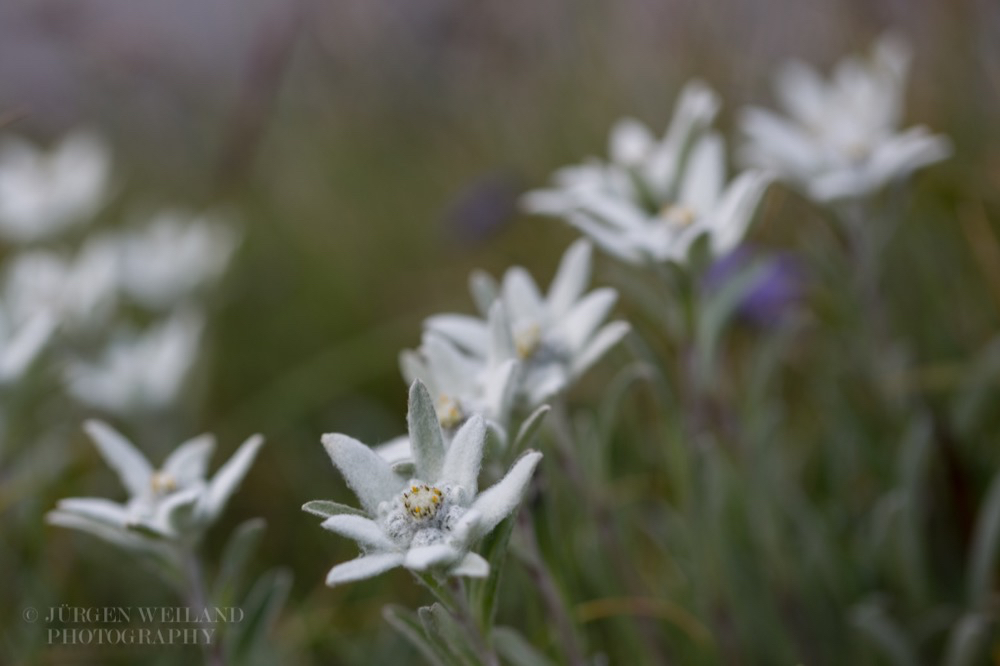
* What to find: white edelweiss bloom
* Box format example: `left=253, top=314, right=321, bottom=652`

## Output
left=0, top=130, right=112, bottom=243
left=305, top=380, right=543, bottom=586
left=3, top=236, right=120, bottom=331
left=523, top=82, right=770, bottom=266
left=426, top=240, right=631, bottom=407
left=63, top=310, right=204, bottom=414
left=47, top=420, right=264, bottom=547
left=117, top=210, right=240, bottom=309
left=399, top=330, right=518, bottom=434
left=738, top=32, right=952, bottom=203
left=0, top=306, right=55, bottom=384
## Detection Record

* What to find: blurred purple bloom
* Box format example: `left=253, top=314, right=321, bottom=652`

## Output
left=443, top=171, right=519, bottom=246
left=704, top=247, right=806, bottom=327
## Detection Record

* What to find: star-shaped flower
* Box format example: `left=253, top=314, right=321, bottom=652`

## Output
left=738, top=32, right=951, bottom=202
left=47, top=421, right=264, bottom=548
left=305, top=380, right=543, bottom=585
left=523, top=82, right=771, bottom=266
left=425, top=240, right=630, bottom=406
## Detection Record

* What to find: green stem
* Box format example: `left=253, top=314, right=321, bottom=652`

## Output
left=181, top=546, right=225, bottom=666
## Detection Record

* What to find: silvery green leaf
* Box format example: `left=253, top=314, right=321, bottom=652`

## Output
left=226, top=568, right=291, bottom=663
left=384, top=605, right=458, bottom=666
left=83, top=420, right=152, bottom=498
left=493, top=626, right=558, bottom=666
left=301, top=499, right=367, bottom=519
left=213, top=518, right=267, bottom=605
left=512, top=405, right=550, bottom=453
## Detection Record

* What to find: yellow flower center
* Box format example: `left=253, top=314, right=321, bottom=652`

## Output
left=402, top=484, right=443, bottom=521
left=515, top=323, right=542, bottom=359
left=435, top=394, right=463, bottom=429
left=660, top=204, right=697, bottom=228
left=150, top=471, right=177, bottom=495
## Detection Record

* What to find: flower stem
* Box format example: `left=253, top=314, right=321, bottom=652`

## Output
left=447, top=578, right=500, bottom=666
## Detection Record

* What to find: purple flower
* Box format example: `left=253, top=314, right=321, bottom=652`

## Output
left=704, top=246, right=806, bottom=327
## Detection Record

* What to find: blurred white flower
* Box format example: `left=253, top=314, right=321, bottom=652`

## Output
left=739, top=32, right=952, bottom=202
left=0, top=131, right=112, bottom=243
left=399, top=330, right=517, bottom=433
left=63, top=310, right=204, bottom=413
left=305, top=380, right=543, bottom=586
left=3, top=236, right=119, bottom=330
left=117, top=211, right=239, bottom=309
left=0, top=307, right=55, bottom=384
left=427, top=240, right=630, bottom=406
left=524, top=82, right=771, bottom=265
left=47, top=420, right=263, bottom=547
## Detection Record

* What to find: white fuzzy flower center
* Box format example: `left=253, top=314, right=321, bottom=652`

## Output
left=381, top=481, right=468, bottom=548
left=435, top=394, right=464, bottom=429
left=402, top=483, right=443, bottom=521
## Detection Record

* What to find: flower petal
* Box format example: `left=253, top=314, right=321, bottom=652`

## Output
left=403, top=544, right=463, bottom=571
left=469, top=451, right=543, bottom=541
left=450, top=552, right=490, bottom=579
left=555, top=287, right=619, bottom=353
left=546, top=239, right=592, bottom=318
left=424, top=314, right=489, bottom=357
left=322, top=433, right=405, bottom=514
left=326, top=553, right=404, bottom=586
left=502, top=267, right=545, bottom=326
left=321, top=514, right=396, bottom=551
left=469, top=269, right=499, bottom=317
left=570, top=321, right=631, bottom=380
left=440, top=415, right=486, bottom=493
left=407, top=380, right=446, bottom=482
left=161, top=434, right=216, bottom=487
left=83, top=420, right=153, bottom=498
left=198, top=434, right=264, bottom=523
left=53, top=497, right=130, bottom=527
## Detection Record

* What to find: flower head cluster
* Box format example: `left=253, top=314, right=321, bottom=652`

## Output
left=47, top=421, right=264, bottom=548
left=523, top=81, right=772, bottom=266
left=738, top=33, right=951, bottom=202
left=0, top=130, right=241, bottom=414
left=416, top=239, right=630, bottom=415
left=305, top=380, right=543, bottom=585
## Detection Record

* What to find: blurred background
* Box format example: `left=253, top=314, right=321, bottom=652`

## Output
left=2, top=0, right=999, bottom=663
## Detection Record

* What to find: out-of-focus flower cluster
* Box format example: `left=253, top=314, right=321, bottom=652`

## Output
left=0, top=129, right=239, bottom=417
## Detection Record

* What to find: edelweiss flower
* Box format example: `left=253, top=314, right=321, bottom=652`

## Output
left=63, top=310, right=203, bottom=413
left=426, top=240, right=630, bottom=406
left=117, top=210, right=239, bottom=309
left=47, top=420, right=264, bottom=547
left=305, top=380, right=543, bottom=585
left=399, top=330, right=517, bottom=433
left=738, top=32, right=952, bottom=202
left=3, top=236, right=119, bottom=331
left=0, top=130, right=112, bottom=243
left=523, top=82, right=771, bottom=266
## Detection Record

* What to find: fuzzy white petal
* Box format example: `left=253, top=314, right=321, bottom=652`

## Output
left=322, top=433, right=405, bottom=514
left=83, top=420, right=153, bottom=498
left=546, top=239, right=592, bottom=318
left=326, top=553, right=404, bottom=586
left=469, top=451, right=543, bottom=541
left=450, top=552, right=490, bottom=578
left=321, top=514, right=396, bottom=551
left=440, top=415, right=486, bottom=493
left=403, top=544, right=463, bottom=571
left=407, top=380, right=446, bottom=482
left=198, top=434, right=264, bottom=523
